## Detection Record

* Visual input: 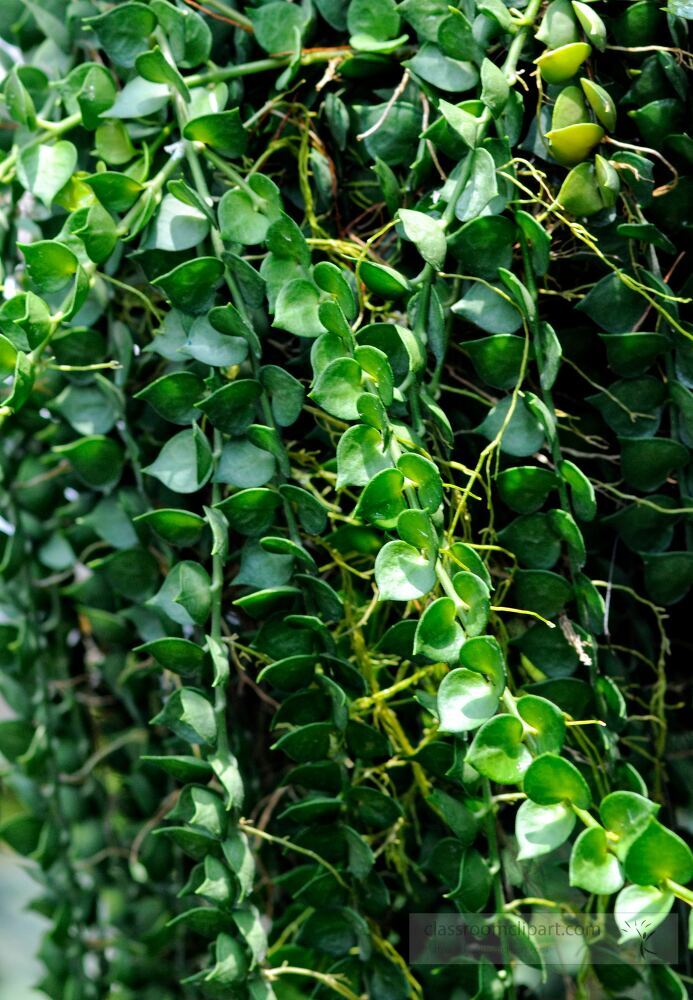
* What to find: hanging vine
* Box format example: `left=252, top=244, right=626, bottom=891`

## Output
left=0, top=1, right=692, bottom=999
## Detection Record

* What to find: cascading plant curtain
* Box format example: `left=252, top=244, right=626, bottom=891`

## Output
left=0, top=1, right=692, bottom=999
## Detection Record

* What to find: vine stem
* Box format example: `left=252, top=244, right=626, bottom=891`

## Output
left=185, top=48, right=353, bottom=88
left=572, top=806, right=600, bottom=830
left=0, top=111, right=82, bottom=183
left=239, top=821, right=349, bottom=888
left=665, top=879, right=693, bottom=907
left=182, top=145, right=304, bottom=548
left=264, top=965, right=364, bottom=1000
left=483, top=778, right=517, bottom=1000
left=211, top=430, right=229, bottom=757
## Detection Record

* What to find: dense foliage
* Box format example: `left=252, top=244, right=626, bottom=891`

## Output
left=1, top=0, right=692, bottom=998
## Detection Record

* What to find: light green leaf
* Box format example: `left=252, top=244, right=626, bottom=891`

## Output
left=143, top=426, right=213, bottom=494
left=17, top=141, right=77, bottom=206
left=516, top=800, right=576, bottom=860
left=570, top=827, right=624, bottom=894
left=375, top=540, right=436, bottom=602
left=523, top=753, right=592, bottom=809
left=398, top=209, right=446, bottom=269
left=414, top=597, right=465, bottom=663
left=467, top=714, right=532, bottom=784
left=436, top=667, right=499, bottom=733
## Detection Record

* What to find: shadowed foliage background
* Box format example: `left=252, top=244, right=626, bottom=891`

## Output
left=0, top=1, right=692, bottom=999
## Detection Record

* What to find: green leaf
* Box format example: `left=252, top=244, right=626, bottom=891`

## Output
left=477, top=396, right=545, bottom=458
left=336, top=425, right=392, bottom=488
left=599, top=791, right=658, bottom=863
left=260, top=365, right=304, bottom=427
left=94, top=120, right=135, bottom=164
left=557, top=161, right=606, bottom=216
left=274, top=279, right=326, bottom=338
left=215, top=439, right=275, bottom=488
left=643, top=552, right=693, bottom=605
left=215, top=488, right=281, bottom=536
left=464, top=335, right=526, bottom=390
left=414, top=597, right=465, bottom=663
left=620, top=437, right=688, bottom=492
left=106, top=77, right=170, bottom=118
left=17, top=141, right=77, bottom=207
left=136, top=636, right=205, bottom=674
left=186, top=313, right=248, bottom=367
left=273, top=722, right=334, bottom=763
left=523, top=753, right=592, bottom=808
left=3, top=68, right=37, bottom=128
left=195, top=379, right=261, bottom=435
left=600, top=331, right=670, bottom=377
left=90, top=547, right=159, bottom=600
left=19, top=240, right=80, bottom=296
left=589, top=376, right=665, bottom=439
left=452, top=571, right=490, bottom=637
left=513, top=570, right=572, bottom=620
left=547, top=510, right=585, bottom=567
left=546, top=122, right=604, bottom=166
left=496, top=466, right=556, bottom=514
left=149, top=560, right=212, bottom=626
left=558, top=459, right=597, bottom=521
left=397, top=453, right=444, bottom=513
left=136, top=45, right=190, bottom=101
left=467, top=715, right=532, bottom=784
left=551, top=84, right=589, bottom=131
left=135, top=371, right=206, bottom=424
left=516, top=800, right=576, bottom=860
left=250, top=1, right=309, bottom=54
left=375, top=540, right=436, bottom=602
left=480, top=58, right=509, bottom=117
left=53, top=435, right=124, bottom=489
left=448, top=215, right=515, bottom=280
left=624, top=819, right=693, bottom=886
left=279, top=484, right=327, bottom=534
left=515, top=623, right=580, bottom=683
left=438, top=99, right=484, bottom=148
left=144, top=426, right=213, bottom=494
left=360, top=260, right=410, bottom=298
left=87, top=2, right=157, bottom=67
left=577, top=271, right=649, bottom=334
left=436, top=668, right=499, bottom=734
left=570, top=827, right=624, bottom=894
left=154, top=258, right=224, bottom=314
left=452, top=282, right=523, bottom=334
left=218, top=175, right=281, bottom=245
left=85, top=171, right=144, bottom=212
left=517, top=695, right=566, bottom=754
left=347, top=785, right=403, bottom=830
left=615, top=884, right=674, bottom=943
left=0, top=815, right=43, bottom=856
left=134, top=509, right=207, bottom=547
left=311, top=358, right=363, bottom=420
left=406, top=43, right=478, bottom=93
left=580, top=77, right=616, bottom=129
left=354, top=468, right=405, bottom=528
left=617, top=223, right=675, bottom=255
left=448, top=542, right=492, bottom=591
left=398, top=209, right=446, bottom=269
left=536, top=41, right=591, bottom=84
left=183, top=110, right=247, bottom=157
left=498, top=513, right=562, bottom=569
left=151, top=687, right=216, bottom=745
left=0, top=721, right=34, bottom=762
left=145, top=193, right=209, bottom=252
left=151, top=0, right=212, bottom=66
left=454, top=148, right=499, bottom=221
